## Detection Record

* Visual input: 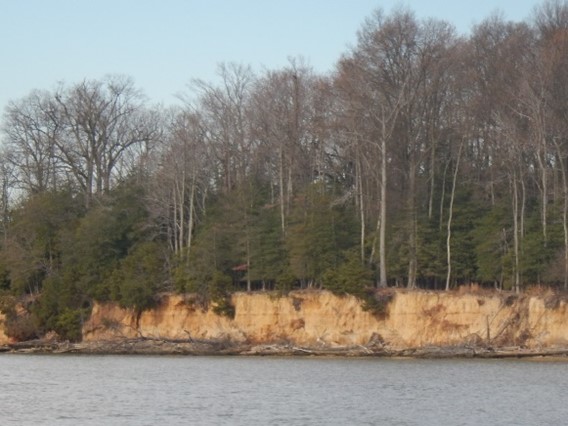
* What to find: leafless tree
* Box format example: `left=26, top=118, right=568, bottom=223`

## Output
left=149, top=108, right=210, bottom=258
left=2, top=90, right=60, bottom=194
left=54, top=75, right=152, bottom=206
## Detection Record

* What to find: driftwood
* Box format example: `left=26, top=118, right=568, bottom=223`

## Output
left=1, top=338, right=568, bottom=359
left=473, top=348, right=568, bottom=359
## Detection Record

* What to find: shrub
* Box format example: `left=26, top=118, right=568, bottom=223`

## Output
left=110, top=242, right=167, bottom=312
left=361, top=288, right=395, bottom=318
left=322, top=250, right=373, bottom=297
left=4, top=314, right=41, bottom=341
left=274, top=269, right=296, bottom=295
left=212, top=296, right=236, bottom=319
left=53, top=308, right=84, bottom=342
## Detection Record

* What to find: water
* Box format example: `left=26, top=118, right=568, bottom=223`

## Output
left=1, top=355, right=567, bottom=425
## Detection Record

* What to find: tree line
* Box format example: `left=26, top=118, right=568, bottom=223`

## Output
left=1, top=1, right=568, bottom=340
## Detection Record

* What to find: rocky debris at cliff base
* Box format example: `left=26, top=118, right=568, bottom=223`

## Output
left=2, top=338, right=568, bottom=359
left=242, top=343, right=388, bottom=356
left=0, top=337, right=239, bottom=355
left=0, top=339, right=387, bottom=356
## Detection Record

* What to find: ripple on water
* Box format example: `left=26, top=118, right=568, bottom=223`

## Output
left=1, top=355, right=568, bottom=425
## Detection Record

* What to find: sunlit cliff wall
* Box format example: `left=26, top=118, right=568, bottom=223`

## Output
left=0, top=312, right=10, bottom=345
left=82, top=290, right=568, bottom=349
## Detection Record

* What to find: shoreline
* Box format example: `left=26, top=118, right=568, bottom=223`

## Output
left=2, top=338, right=568, bottom=360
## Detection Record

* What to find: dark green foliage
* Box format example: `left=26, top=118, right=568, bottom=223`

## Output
left=110, top=241, right=168, bottom=312
left=30, top=272, right=88, bottom=341
left=211, top=295, right=236, bottom=319
left=64, top=182, right=151, bottom=301
left=323, top=249, right=373, bottom=296
left=473, top=204, right=511, bottom=287
left=385, top=215, right=411, bottom=285
left=0, top=180, right=166, bottom=340
left=286, top=183, right=358, bottom=287
left=175, top=251, right=235, bottom=316
left=173, top=203, right=235, bottom=311
left=249, top=204, right=289, bottom=289
left=4, top=191, right=83, bottom=295
left=174, top=221, right=233, bottom=297
left=0, top=260, right=12, bottom=292
left=361, top=289, right=395, bottom=318
left=520, top=203, right=563, bottom=284
left=274, top=268, right=297, bottom=294
left=448, top=189, right=480, bottom=282
left=208, top=271, right=233, bottom=301
left=323, top=249, right=388, bottom=315
left=53, top=308, right=84, bottom=342
left=416, top=216, right=446, bottom=287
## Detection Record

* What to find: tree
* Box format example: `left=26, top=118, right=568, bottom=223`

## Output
left=190, top=63, right=255, bottom=193
left=445, top=141, right=464, bottom=290
left=337, top=9, right=411, bottom=287
left=2, top=90, right=60, bottom=194
left=534, top=0, right=568, bottom=288
left=3, top=191, right=83, bottom=296
left=323, top=248, right=373, bottom=296
left=148, top=108, right=210, bottom=258
left=110, top=241, right=168, bottom=312
left=286, top=183, right=358, bottom=287
left=250, top=59, right=317, bottom=233
left=61, top=181, right=152, bottom=302
left=474, top=205, right=510, bottom=289
left=338, top=9, right=459, bottom=288
left=173, top=201, right=234, bottom=303
left=248, top=201, right=289, bottom=290
left=54, top=75, right=155, bottom=206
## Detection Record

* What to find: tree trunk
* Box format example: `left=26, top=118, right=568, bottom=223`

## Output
left=279, top=147, right=286, bottom=232
left=246, top=236, right=251, bottom=292
left=512, top=172, right=521, bottom=294
left=379, top=127, right=388, bottom=288
left=407, top=161, right=417, bottom=289
left=186, top=173, right=196, bottom=261
left=356, top=153, right=366, bottom=264
left=439, top=160, right=450, bottom=230
left=445, top=142, right=463, bottom=291
left=177, top=171, right=186, bottom=256
left=172, top=187, right=179, bottom=255
left=536, top=148, right=548, bottom=246
left=428, top=130, right=436, bottom=220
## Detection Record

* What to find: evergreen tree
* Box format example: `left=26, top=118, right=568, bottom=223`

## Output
left=474, top=204, right=512, bottom=289
left=286, top=183, right=358, bottom=287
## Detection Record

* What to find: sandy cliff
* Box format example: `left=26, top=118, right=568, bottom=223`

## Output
left=0, top=312, right=9, bottom=345
left=81, top=289, right=568, bottom=350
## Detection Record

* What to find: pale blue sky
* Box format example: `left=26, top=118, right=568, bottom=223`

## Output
left=0, top=1, right=541, bottom=113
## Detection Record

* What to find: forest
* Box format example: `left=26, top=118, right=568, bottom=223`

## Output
left=1, top=1, right=568, bottom=341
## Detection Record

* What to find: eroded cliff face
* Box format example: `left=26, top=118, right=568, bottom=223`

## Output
left=82, top=290, right=568, bottom=349
left=0, top=312, right=10, bottom=345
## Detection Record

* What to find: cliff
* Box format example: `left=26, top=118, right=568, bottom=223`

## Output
left=82, top=289, right=568, bottom=351
left=0, top=312, right=9, bottom=345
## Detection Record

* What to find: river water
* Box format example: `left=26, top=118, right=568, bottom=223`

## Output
left=1, top=355, right=567, bottom=425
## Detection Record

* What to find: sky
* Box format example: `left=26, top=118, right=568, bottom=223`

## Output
left=0, top=0, right=543, bottom=114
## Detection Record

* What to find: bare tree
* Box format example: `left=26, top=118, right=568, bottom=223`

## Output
left=445, top=140, right=464, bottom=290
left=533, top=0, right=568, bottom=288
left=250, top=59, right=315, bottom=232
left=337, top=9, right=458, bottom=288
left=190, top=63, right=255, bottom=193
left=0, top=150, right=17, bottom=244
left=149, top=108, right=210, bottom=258
left=2, top=90, right=60, bottom=194
left=54, top=75, right=151, bottom=206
